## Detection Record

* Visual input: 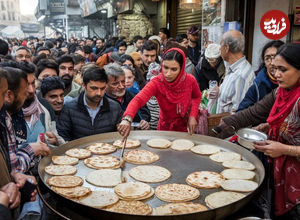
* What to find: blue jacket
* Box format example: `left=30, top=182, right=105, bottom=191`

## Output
left=237, top=67, right=278, bottom=112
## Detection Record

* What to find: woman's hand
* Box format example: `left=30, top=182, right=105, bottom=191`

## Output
left=139, top=120, right=150, bottom=130
left=253, top=140, right=287, bottom=158
left=118, top=120, right=132, bottom=138
left=188, top=116, right=197, bottom=135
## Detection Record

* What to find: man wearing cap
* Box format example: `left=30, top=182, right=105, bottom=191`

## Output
left=215, top=30, right=255, bottom=114
left=187, top=25, right=202, bottom=66
left=194, top=43, right=225, bottom=91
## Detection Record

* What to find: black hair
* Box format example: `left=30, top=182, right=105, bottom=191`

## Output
left=44, top=40, right=54, bottom=49
left=33, top=53, right=47, bottom=65
left=75, top=46, right=84, bottom=52
left=276, top=43, right=300, bottom=70
left=141, top=40, right=157, bottom=54
left=83, top=65, right=108, bottom=85
left=40, top=76, right=65, bottom=97
left=163, top=50, right=184, bottom=69
left=36, top=59, right=58, bottom=78
left=0, top=39, right=9, bottom=55
left=133, top=35, right=143, bottom=43
left=68, top=43, right=79, bottom=54
left=175, top=34, right=188, bottom=43
left=0, top=68, right=7, bottom=80
left=116, top=41, right=127, bottom=50
left=72, top=54, right=86, bottom=65
left=159, top=28, right=170, bottom=38
left=258, top=40, right=284, bottom=71
left=0, top=61, right=36, bottom=75
left=120, top=54, right=134, bottom=65
left=56, top=55, right=74, bottom=66
left=83, top=45, right=92, bottom=54
left=2, top=67, right=27, bottom=94
left=37, top=46, right=51, bottom=54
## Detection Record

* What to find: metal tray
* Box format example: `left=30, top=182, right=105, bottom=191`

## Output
left=38, top=131, right=265, bottom=220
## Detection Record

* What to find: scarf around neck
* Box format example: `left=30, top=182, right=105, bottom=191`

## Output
left=22, top=95, right=44, bottom=130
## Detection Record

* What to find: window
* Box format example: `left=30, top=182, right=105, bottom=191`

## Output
left=12, top=12, right=14, bottom=20
left=2, top=13, right=5, bottom=20
left=1, top=1, right=5, bottom=11
left=8, top=11, right=10, bottom=20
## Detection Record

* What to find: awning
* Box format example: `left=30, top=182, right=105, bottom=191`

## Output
left=0, top=26, right=24, bottom=38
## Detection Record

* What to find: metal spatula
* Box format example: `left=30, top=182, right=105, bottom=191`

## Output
left=119, top=137, right=127, bottom=182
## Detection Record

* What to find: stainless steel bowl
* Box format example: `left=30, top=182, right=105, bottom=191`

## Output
left=236, top=128, right=268, bottom=150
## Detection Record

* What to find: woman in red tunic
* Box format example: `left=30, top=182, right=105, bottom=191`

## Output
left=254, top=43, right=300, bottom=219
left=118, top=48, right=201, bottom=137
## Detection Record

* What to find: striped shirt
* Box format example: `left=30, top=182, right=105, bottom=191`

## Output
left=146, top=96, right=160, bottom=130
left=216, top=56, right=255, bottom=113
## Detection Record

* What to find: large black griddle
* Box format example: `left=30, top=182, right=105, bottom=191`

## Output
left=38, top=131, right=265, bottom=220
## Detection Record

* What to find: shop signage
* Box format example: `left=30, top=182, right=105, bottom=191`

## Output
left=260, top=10, right=290, bottom=40
left=20, top=23, right=40, bottom=33
left=49, top=0, right=65, bottom=15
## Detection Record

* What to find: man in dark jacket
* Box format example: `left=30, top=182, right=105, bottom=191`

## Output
left=104, top=63, right=150, bottom=130
left=57, top=64, right=123, bottom=141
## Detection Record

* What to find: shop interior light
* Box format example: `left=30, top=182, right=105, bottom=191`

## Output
left=179, top=0, right=201, bottom=10
left=100, top=9, right=107, bottom=13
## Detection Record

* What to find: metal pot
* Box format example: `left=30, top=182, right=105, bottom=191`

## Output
left=236, top=128, right=268, bottom=150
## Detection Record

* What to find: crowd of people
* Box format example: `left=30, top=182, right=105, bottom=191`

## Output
left=0, top=23, right=299, bottom=220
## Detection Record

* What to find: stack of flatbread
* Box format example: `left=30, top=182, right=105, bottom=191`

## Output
left=79, top=191, right=119, bottom=208
left=221, top=179, right=258, bottom=192
left=86, top=169, right=122, bottom=187
left=222, top=160, right=255, bottom=170
left=146, top=138, right=171, bottom=149
left=52, top=186, right=91, bottom=199
left=114, top=182, right=154, bottom=200
left=104, top=200, right=152, bottom=215
left=84, top=155, right=120, bottom=169
left=45, top=165, right=77, bottom=176
left=129, top=165, right=171, bottom=183
left=221, top=169, right=255, bottom=180
left=86, top=143, right=116, bottom=155
left=113, top=139, right=141, bottom=149
left=124, top=150, right=159, bottom=164
left=47, top=176, right=83, bottom=188
left=205, top=191, right=245, bottom=209
left=52, top=156, right=79, bottom=165
left=186, top=171, right=225, bottom=189
left=154, top=202, right=207, bottom=215
left=155, top=183, right=200, bottom=202
left=65, top=148, right=92, bottom=159
left=171, top=139, right=194, bottom=151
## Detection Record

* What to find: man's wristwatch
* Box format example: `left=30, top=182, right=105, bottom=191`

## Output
left=122, top=115, right=133, bottom=123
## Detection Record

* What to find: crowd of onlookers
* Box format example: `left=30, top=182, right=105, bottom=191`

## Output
left=0, top=23, right=300, bottom=220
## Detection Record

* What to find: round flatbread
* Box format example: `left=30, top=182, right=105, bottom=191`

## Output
left=118, top=187, right=155, bottom=201
left=171, top=139, right=194, bottom=151
left=221, top=179, right=258, bottom=192
left=51, top=186, right=91, bottom=199
left=52, top=156, right=79, bottom=165
left=79, top=191, right=119, bottom=208
left=154, top=202, right=208, bottom=215
left=205, top=191, right=245, bottom=209
left=114, top=182, right=152, bottom=200
left=84, top=155, right=120, bottom=169
left=65, top=148, right=92, bottom=159
left=186, top=171, right=225, bottom=189
left=124, top=150, right=159, bottom=164
left=146, top=138, right=172, bottom=149
left=47, top=176, right=83, bottom=188
left=45, top=165, right=77, bottom=176
left=86, top=143, right=116, bottom=155
left=222, top=160, right=255, bottom=170
left=113, top=139, right=141, bottom=149
left=209, top=152, right=242, bottom=163
left=191, top=144, right=221, bottom=155
left=129, top=165, right=171, bottom=183
left=155, top=183, right=200, bottom=203
left=104, top=200, right=152, bottom=215
left=86, top=169, right=122, bottom=187
left=221, top=169, right=256, bottom=180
